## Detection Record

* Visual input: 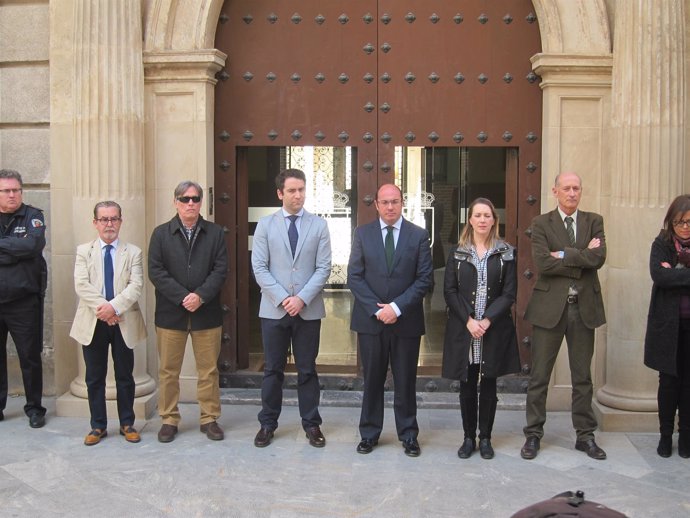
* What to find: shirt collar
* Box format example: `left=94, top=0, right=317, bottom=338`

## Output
left=380, top=216, right=403, bottom=230
left=557, top=207, right=578, bottom=222
left=99, top=238, right=119, bottom=250
left=282, top=208, right=304, bottom=218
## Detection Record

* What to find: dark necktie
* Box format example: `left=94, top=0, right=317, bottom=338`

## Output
left=288, top=215, right=298, bottom=257
left=565, top=216, right=575, bottom=246
left=385, top=226, right=395, bottom=272
left=104, top=244, right=114, bottom=301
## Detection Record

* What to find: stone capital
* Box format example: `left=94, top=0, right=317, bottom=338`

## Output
left=143, top=50, right=227, bottom=84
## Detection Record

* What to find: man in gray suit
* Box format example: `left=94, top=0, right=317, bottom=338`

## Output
left=521, top=172, right=607, bottom=460
left=251, top=169, right=332, bottom=448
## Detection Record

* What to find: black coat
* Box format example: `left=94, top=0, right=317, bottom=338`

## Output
left=644, top=233, right=690, bottom=376
left=148, top=215, right=228, bottom=331
left=441, top=242, right=520, bottom=381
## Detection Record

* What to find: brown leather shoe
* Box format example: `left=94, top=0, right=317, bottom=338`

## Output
left=200, top=421, right=224, bottom=441
left=120, top=425, right=141, bottom=443
left=520, top=436, right=540, bottom=459
left=305, top=426, right=326, bottom=448
left=84, top=428, right=107, bottom=446
left=254, top=427, right=274, bottom=447
left=575, top=438, right=607, bottom=460
left=157, top=424, right=178, bottom=443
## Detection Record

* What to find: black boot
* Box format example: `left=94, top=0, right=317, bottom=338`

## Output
left=679, top=432, right=690, bottom=458
left=657, top=435, right=672, bottom=458
left=478, top=396, right=498, bottom=460
left=457, top=437, right=476, bottom=459
left=458, top=395, right=477, bottom=459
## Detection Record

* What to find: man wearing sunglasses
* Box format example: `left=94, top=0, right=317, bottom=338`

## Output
left=0, top=169, right=47, bottom=428
left=148, top=181, right=228, bottom=443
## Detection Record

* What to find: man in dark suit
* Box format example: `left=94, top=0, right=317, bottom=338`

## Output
left=521, top=172, right=607, bottom=460
left=251, top=169, right=331, bottom=448
left=70, top=201, right=147, bottom=445
left=348, top=184, right=433, bottom=457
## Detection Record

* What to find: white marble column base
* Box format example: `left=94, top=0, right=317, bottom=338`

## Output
left=593, top=400, right=658, bottom=433
left=55, top=390, right=158, bottom=421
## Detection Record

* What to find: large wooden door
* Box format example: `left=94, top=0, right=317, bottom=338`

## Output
left=214, top=1, right=542, bottom=378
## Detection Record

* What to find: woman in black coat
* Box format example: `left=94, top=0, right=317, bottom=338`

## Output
left=644, top=194, right=690, bottom=458
left=442, top=198, right=520, bottom=459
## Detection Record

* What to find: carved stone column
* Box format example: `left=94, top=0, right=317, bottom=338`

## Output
left=54, top=0, right=156, bottom=418
left=595, top=0, right=686, bottom=430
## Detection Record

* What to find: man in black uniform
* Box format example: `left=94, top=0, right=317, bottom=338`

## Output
left=0, top=169, right=47, bottom=428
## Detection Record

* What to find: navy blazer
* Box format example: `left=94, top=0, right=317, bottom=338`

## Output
left=348, top=218, right=433, bottom=337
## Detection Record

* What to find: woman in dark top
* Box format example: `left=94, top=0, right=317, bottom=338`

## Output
left=644, top=194, right=690, bottom=458
left=442, top=198, right=520, bottom=459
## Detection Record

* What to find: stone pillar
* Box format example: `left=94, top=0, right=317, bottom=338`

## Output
left=531, top=53, right=613, bottom=411
left=142, top=50, right=225, bottom=402
left=595, top=1, right=686, bottom=430
left=53, top=0, right=156, bottom=418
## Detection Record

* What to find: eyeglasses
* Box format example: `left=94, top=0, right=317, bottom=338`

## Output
left=95, top=217, right=121, bottom=225
left=673, top=219, right=690, bottom=228
left=377, top=199, right=401, bottom=207
left=0, top=188, right=22, bottom=195
left=177, top=196, right=201, bottom=204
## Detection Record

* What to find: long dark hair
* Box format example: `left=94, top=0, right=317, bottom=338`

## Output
left=661, top=195, right=690, bottom=242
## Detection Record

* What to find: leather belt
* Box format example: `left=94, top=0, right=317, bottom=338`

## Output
left=567, top=294, right=578, bottom=304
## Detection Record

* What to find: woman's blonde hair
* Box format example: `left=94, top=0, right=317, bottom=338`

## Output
left=458, top=197, right=500, bottom=249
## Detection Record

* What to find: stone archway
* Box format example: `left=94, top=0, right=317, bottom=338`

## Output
left=138, top=0, right=615, bottom=408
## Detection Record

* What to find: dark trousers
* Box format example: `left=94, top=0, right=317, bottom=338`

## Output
left=258, top=315, right=322, bottom=430
left=460, top=363, right=497, bottom=440
left=0, top=295, right=45, bottom=416
left=524, top=301, right=598, bottom=441
left=358, top=328, right=420, bottom=441
left=658, top=318, right=690, bottom=436
left=82, top=320, right=135, bottom=429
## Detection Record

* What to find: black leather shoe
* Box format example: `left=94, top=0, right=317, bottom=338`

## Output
left=457, top=437, right=476, bottom=459
left=29, top=413, right=45, bottom=429
left=520, top=436, right=540, bottom=459
left=657, top=436, right=672, bottom=458
left=679, top=433, right=690, bottom=458
left=0, top=410, right=4, bottom=421
left=402, top=437, right=421, bottom=457
left=200, top=421, right=224, bottom=441
left=479, top=438, right=494, bottom=459
left=305, top=426, right=326, bottom=448
left=254, top=427, right=274, bottom=448
left=356, top=438, right=378, bottom=454
left=157, top=424, right=178, bottom=443
left=575, top=438, right=607, bottom=460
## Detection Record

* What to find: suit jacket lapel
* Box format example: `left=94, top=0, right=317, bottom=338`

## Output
left=548, top=209, right=571, bottom=249
left=115, top=242, right=127, bottom=285
left=574, top=211, right=588, bottom=248
left=294, top=211, right=313, bottom=260
left=273, top=210, right=292, bottom=258
left=90, top=240, right=104, bottom=290
left=392, top=219, right=411, bottom=270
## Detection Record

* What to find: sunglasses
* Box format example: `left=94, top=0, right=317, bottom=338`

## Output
left=177, top=196, right=201, bottom=204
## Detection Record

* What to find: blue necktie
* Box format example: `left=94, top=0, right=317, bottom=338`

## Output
left=288, top=215, right=298, bottom=257
left=104, top=244, right=114, bottom=301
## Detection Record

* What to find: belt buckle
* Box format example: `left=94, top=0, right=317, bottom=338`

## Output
left=567, top=294, right=578, bottom=304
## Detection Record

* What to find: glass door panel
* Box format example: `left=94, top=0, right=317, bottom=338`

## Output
left=393, top=146, right=509, bottom=369
left=245, top=146, right=358, bottom=369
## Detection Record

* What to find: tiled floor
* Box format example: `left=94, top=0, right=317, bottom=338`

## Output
left=1, top=392, right=688, bottom=517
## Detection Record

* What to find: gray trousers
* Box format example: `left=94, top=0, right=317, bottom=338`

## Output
left=524, top=302, right=598, bottom=441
